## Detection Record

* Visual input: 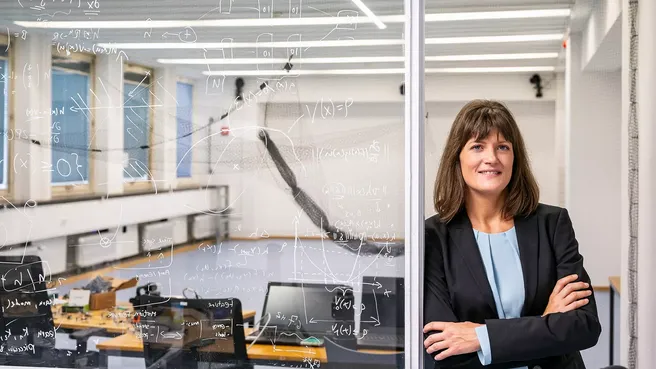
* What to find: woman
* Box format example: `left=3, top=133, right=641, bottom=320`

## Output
left=423, top=100, right=601, bottom=369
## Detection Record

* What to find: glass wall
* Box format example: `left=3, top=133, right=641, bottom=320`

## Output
left=0, top=1, right=613, bottom=368
left=0, top=0, right=421, bottom=368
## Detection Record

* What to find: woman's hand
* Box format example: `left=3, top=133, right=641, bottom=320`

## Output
left=542, top=273, right=592, bottom=316
left=423, top=321, right=483, bottom=360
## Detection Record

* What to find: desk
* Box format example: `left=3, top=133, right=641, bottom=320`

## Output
left=53, top=304, right=256, bottom=335
left=96, top=328, right=398, bottom=368
left=609, top=276, right=621, bottom=365
left=96, top=328, right=327, bottom=363
left=53, top=302, right=134, bottom=335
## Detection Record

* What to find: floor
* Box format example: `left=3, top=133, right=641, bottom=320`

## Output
left=50, top=238, right=620, bottom=369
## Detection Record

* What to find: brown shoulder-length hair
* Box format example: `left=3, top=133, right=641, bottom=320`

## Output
left=433, top=99, right=540, bottom=223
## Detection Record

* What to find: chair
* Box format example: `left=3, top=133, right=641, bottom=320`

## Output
left=323, top=336, right=404, bottom=369
left=137, top=295, right=252, bottom=369
left=0, top=255, right=102, bottom=368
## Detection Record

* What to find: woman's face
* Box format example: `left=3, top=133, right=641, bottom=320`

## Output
left=459, top=129, right=514, bottom=198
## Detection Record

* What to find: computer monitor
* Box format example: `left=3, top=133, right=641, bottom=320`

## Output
left=359, top=276, right=404, bottom=332
left=0, top=255, right=56, bottom=363
left=136, top=295, right=248, bottom=369
left=260, top=282, right=351, bottom=337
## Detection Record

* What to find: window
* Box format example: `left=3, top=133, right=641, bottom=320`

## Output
left=123, top=64, right=153, bottom=188
left=50, top=50, right=93, bottom=194
left=176, top=81, right=193, bottom=178
left=0, top=35, right=10, bottom=197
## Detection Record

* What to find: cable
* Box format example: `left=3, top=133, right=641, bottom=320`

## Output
left=627, top=1, right=639, bottom=367
left=2, top=56, right=297, bottom=154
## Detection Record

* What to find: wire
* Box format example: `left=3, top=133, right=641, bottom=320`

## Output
left=627, top=1, right=639, bottom=368
left=2, top=55, right=297, bottom=154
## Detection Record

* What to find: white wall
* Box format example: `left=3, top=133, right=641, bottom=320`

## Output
left=196, top=74, right=560, bottom=240
left=227, top=73, right=560, bottom=105
left=581, top=0, right=622, bottom=71
left=554, top=74, right=567, bottom=206
left=565, top=32, right=622, bottom=287
left=0, top=189, right=219, bottom=246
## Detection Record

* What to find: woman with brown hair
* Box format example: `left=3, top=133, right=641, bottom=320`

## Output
left=422, top=99, right=601, bottom=369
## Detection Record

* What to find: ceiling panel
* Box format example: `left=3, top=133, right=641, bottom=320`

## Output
left=1, top=0, right=574, bottom=19
left=39, top=20, right=568, bottom=44
left=0, top=0, right=573, bottom=79
left=0, top=0, right=403, bottom=21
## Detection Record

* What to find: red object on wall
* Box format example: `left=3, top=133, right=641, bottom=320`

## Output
left=221, top=126, right=230, bottom=136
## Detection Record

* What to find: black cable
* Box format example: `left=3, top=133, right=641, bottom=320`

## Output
left=2, top=56, right=296, bottom=154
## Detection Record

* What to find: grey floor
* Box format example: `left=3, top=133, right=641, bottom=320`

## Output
left=51, top=238, right=620, bottom=369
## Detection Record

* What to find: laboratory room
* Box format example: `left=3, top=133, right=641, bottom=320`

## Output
left=0, top=0, right=652, bottom=368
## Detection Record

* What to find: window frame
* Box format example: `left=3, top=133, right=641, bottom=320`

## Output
left=49, top=48, right=96, bottom=198
left=175, top=76, right=195, bottom=186
left=0, top=33, right=13, bottom=202
left=122, top=62, right=154, bottom=192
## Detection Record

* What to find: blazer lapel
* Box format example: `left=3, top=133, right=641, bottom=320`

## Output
left=449, top=211, right=498, bottom=317
left=514, top=213, right=539, bottom=316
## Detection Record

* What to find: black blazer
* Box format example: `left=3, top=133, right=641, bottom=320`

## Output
left=424, top=203, right=602, bottom=369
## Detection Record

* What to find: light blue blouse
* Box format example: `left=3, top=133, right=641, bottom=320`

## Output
left=473, top=227, right=528, bottom=369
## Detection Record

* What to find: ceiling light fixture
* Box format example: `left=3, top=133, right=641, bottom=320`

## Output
left=426, top=66, right=556, bottom=73
left=97, top=39, right=404, bottom=49
left=201, top=66, right=556, bottom=76
left=425, top=34, right=563, bottom=44
left=426, top=52, right=559, bottom=61
left=13, top=8, right=569, bottom=29
left=98, top=34, right=562, bottom=50
left=158, top=53, right=558, bottom=65
left=424, top=8, right=570, bottom=21
left=159, top=56, right=403, bottom=64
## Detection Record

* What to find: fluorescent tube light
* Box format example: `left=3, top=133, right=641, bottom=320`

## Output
left=17, top=16, right=389, bottom=29
left=424, top=8, right=570, bottom=21
left=14, top=8, right=569, bottom=29
left=426, top=34, right=563, bottom=44
left=97, top=39, right=404, bottom=49
left=158, top=53, right=558, bottom=65
left=351, top=0, right=386, bottom=29
left=426, top=52, right=559, bottom=61
left=99, top=34, right=562, bottom=50
left=159, top=56, right=404, bottom=64
left=203, top=69, right=402, bottom=76
left=426, top=66, right=556, bottom=73
left=202, top=66, right=555, bottom=76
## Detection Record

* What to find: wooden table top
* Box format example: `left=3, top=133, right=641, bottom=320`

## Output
left=53, top=301, right=134, bottom=334
left=96, top=328, right=398, bottom=363
left=610, top=276, right=621, bottom=294
left=53, top=304, right=255, bottom=335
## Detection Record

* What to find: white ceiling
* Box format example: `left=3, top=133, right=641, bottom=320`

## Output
left=0, top=0, right=577, bottom=80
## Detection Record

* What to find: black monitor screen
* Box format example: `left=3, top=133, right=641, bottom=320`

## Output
left=360, top=276, right=404, bottom=332
left=137, top=296, right=246, bottom=368
left=0, top=256, right=56, bottom=359
left=262, top=283, right=349, bottom=336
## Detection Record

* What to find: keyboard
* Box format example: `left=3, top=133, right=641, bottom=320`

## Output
left=357, top=332, right=404, bottom=350
left=245, top=326, right=324, bottom=347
